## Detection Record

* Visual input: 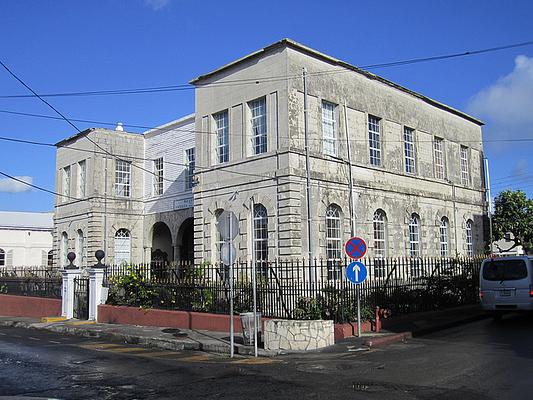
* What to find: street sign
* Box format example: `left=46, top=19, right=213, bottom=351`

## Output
left=345, top=237, right=367, bottom=259
left=221, top=243, right=237, bottom=266
left=346, top=261, right=368, bottom=284
left=217, top=210, right=239, bottom=240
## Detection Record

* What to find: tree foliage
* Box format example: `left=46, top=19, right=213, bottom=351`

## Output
left=492, top=190, right=533, bottom=254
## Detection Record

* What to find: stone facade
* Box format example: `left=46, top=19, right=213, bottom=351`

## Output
left=264, top=319, right=334, bottom=351
left=191, top=39, right=487, bottom=264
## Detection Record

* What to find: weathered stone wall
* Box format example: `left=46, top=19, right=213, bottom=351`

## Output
left=264, top=319, right=334, bottom=351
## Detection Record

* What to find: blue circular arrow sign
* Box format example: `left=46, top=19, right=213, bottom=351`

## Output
left=345, top=237, right=367, bottom=259
left=346, top=261, right=368, bottom=285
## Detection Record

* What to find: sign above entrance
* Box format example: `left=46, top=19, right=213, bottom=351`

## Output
left=345, top=237, right=367, bottom=260
left=173, top=198, right=193, bottom=210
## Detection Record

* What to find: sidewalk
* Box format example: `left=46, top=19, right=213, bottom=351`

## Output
left=0, top=304, right=488, bottom=357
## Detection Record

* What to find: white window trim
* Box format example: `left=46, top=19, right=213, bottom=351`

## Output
left=440, top=218, right=449, bottom=257
left=153, top=157, right=164, bottom=196
left=433, top=137, right=446, bottom=180
left=249, top=97, right=267, bottom=155
left=78, top=160, right=86, bottom=197
left=460, top=146, right=470, bottom=186
left=214, top=111, right=229, bottom=164
left=115, top=160, right=131, bottom=197
left=403, top=127, right=416, bottom=174
left=185, top=148, right=195, bottom=189
left=322, top=100, right=337, bottom=157
left=368, top=115, right=382, bottom=167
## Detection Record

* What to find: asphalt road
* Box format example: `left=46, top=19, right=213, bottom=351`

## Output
left=0, top=313, right=532, bottom=399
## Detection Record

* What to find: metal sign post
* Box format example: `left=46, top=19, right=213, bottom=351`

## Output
left=251, top=196, right=258, bottom=357
left=228, top=212, right=234, bottom=358
left=344, top=237, right=368, bottom=338
left=217, top=210, right=239, bottom=358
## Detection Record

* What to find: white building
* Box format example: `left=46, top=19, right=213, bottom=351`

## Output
left=0, top=211, right=54, bottom=267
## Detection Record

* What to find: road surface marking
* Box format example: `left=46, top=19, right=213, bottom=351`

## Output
left=28, top=337, right=41, bottom=341
left=107, top=347, right=148, bottom=353
left=178, top=354, right=213, bottom=362
left=79, top=343, right=123, bottom=350
left=48, top=340, right=62, bottom=344
left=231, top=358, right=277, bottom=365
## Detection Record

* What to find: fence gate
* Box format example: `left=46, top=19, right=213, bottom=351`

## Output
left=73, top=277, right=90, bottom=320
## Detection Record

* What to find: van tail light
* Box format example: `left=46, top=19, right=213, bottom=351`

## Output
left=479, top=290, right=485, bottom=299
left=529, top=285, right=533, bottom=297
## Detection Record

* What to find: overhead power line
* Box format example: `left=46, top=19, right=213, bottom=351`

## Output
left=0, top=170, right=79, bottom=200
left=0, top=40, right=532, bottom=99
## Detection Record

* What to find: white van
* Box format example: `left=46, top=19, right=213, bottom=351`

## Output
left=479, top=256, right=533, bottom=317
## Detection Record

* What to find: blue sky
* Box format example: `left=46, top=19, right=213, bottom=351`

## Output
left=0, top=0, right=532, bottom=212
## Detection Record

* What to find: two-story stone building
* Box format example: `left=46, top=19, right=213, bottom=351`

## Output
left=54, top=39, right=487, bottom=268
left=191, top=39, right=486, bottom=266
left=53, top=115, right=195, bottom=267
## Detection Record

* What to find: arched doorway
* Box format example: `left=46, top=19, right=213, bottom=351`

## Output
left=151, top=222, right=172, bottom=263
left=177, top=218, right=194, bottom=263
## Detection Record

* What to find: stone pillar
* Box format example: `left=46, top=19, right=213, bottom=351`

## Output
left=87, top=268, right=106, bottom=321
left=174, top=243, right=180, bottom=263
left=60, top=252, right=81, bottom=319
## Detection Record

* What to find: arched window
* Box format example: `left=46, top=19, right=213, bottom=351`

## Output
left=61, top=232, right=69, bottom=267
left=408, top=214, right=421, bottom=257
left=373, top=210, right=387, bottom=258
left=253, top=204, right=268, bottom=275
left=440, top=217, right=449, bottom=257
left=326, top=205, right=342, bottom=280
left=466, top=219, right=474, bottom=256
left=76, top=229, right=85, bottom=267
left=373, top=210, right=388, bottom=278
left=114, top=229, right=131, bottom=265
left=47, top=250, right=54, bottom=267
left=0, top=248, right=5, bottom=267
left=253, top=204, right=268, bottom=260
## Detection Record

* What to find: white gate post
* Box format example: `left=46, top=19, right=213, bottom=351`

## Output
left=60, top=252, right=81, bottom=319
left=87, top=250, right=107, bottom=321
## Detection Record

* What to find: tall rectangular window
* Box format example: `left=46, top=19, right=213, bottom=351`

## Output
left=214, top=111, right=229, bottom=163
left=250, top=97, right=267, bottom=155
left=434, top=137, right=446, bottom=179
left=78, top=160, right=86, bottom=197
left=115, top=160, right=131, bottom=197
left=368, top=115, right=381, bottom=166
left=322, top=101, right=337, bottom=156
left=153, top=157, right=163, bottom=196
left=460, top=146, right=470, bottom=186
left=62, top=166, right=71, bottom=201
left=185, top=148, right=195, bottom=189
left=404, top=127, right=416, bottom=174
left=326, top=205, right=342, bottom=280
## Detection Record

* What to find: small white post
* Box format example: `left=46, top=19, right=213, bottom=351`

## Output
left=60, top=252, right=81, bottom=319
left=87, top=268, right=106, bottom=321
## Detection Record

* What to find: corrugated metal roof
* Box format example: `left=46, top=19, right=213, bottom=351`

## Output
left=0, top=211, right=54, bottom=230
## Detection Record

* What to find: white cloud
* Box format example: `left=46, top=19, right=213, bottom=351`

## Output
left=0, top=176, right=33, bottom=193
left=467, top=55, right=533, bottom=139
left=144, top=0, right=170, bottom=10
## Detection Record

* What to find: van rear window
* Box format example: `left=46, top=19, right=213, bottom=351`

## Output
left=482, top=260, right=528, bottom=281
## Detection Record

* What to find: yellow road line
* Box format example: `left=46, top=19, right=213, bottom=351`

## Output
left=177, top=354, right=214, bottom=362
left=41, top=316, right=67, bottom=323
left=79, top=343, right=123, bottom=350
left=107, top=347, right=148, bottom=353
left=65, top=320, right=96, bottom=326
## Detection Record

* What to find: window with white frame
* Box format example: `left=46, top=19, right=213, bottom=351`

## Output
left=78, top=160, right=86, bottom=197
left=373, top=209, right=388, bottom=278
left=409, top=214, right=421, bottom=257
left=466, top=219, right=474, bottom=256
left=460, top=146, right=470, bottom=186
left=440, top=217, right=449, bottom=257
left=61, top=232, right=68, bottom=267
left=214, top=111, right=229, bottom=163
left=62, top=166, right=71, bottom=200
left=368, top=115, right=382, bottom=166
left=114, top=229, right=131, bottom=265
left=153, top=157, right=163, bottom=196
left=433, top=137, right=446, bottom=179
left=322, top=100, right=337, bottom=156
left=253, top=204, right=268, bottom=275
left=326, top=205, right=342, bottom=280
left=76, top=229, right=84, bottom=267
left=250, top=97, right=267, bottom=155
left=404, top=127, right=416, bottom=174
left=115, top=160, right=131, bottom=197
left=0, top=248, right=4, bottom=267
left=185, top=148, right=195, bottom=189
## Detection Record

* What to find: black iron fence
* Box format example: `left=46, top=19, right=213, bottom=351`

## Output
left=104, top=256, right=483, bottom=323
left=0, top=267, right=62, bottom=299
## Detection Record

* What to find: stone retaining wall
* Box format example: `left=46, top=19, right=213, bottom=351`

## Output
left=264, top=319, right=334, bottom=351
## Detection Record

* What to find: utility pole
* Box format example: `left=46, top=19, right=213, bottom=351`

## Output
left=344, top=100, right=355, bottom=237
left=103, top=156, right=108, bottom=261
left=485, top=158, right=494, bottom=254
left=303, top=67, right=313, bottom=267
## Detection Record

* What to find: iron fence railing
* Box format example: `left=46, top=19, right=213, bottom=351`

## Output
left=0, top=267, right=62, bottom=299
left=104, top=256, right=483, bottom=323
